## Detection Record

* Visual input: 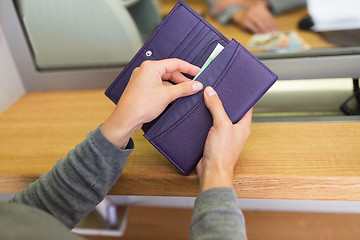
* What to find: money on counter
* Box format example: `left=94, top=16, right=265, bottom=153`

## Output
left=247, top=30, right=310, bottom=53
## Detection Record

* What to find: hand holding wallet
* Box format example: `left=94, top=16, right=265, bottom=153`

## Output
left=105, top=0, right=278, bottom=175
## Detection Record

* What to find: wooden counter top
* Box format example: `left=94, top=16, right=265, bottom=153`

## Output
left=0, top=90, right=359, bottom=200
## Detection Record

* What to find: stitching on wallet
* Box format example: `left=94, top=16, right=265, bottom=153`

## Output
left=149, top=139, right=188, bottom=175
left=153, top=97, right=204, bottom=141
left=237, top=43, right=277, bottom=78
left=213, top=44, right=240, bottom=89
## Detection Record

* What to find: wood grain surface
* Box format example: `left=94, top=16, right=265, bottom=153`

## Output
left=0, top=89, right=359, bottom=200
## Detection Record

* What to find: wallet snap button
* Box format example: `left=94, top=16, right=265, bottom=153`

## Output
left=146, top=50, right=152, bottom=57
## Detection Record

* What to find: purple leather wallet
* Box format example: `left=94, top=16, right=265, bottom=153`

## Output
left=105, top=0, right=278, bottom=175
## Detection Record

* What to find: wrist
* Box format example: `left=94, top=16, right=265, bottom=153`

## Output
left=101, top=112, right=141, bottom=149
left=199, top=167, right=234, bottom=192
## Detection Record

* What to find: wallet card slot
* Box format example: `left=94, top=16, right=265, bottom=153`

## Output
left=191, top=38, right=228, bottom=67
left=182, top=32, right=217, bottom=63
left=145, top=40, right=239, bottom=140
left=179, top=0, right=230, bottom=44
left=146, top=4, right=201, bottom=59
left=177, top=27, right=211, bottom=60
left=168, top=20, right=203, bottom=58
left=184, top=33, right=220, bottom=63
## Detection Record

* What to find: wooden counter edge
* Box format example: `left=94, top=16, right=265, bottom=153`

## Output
left=1, top=173, right=360, bottom=201
left=108, top=174, right=360, bottom=201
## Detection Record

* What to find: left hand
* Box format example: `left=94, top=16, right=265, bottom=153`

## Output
left=102, top=59, right=203, bottom=149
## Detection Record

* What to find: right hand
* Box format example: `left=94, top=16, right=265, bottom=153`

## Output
left=231, top=2, right=277, bottom=33
left=196, top=86, right=252, bottom=192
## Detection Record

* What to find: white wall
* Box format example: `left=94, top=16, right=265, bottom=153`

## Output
left=0, top=23, right=25, bottom=114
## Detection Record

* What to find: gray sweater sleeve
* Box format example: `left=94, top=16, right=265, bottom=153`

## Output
left=207, top=0, right=242, bottom=25
left=207, top=0, right=307, bottom=24
left=9, top=125, right=134, bottom=229
left=190, top=187, right=247, bottom=240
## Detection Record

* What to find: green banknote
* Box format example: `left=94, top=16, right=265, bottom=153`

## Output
left=193, top=43, right=224, bottom=81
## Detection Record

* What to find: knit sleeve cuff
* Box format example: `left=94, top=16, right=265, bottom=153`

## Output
left=194, top=187, right=239, bottom=215
left=90, top=125, right=134, bottom=161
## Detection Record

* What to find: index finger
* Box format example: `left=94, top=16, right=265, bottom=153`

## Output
left=155, top=58, right=200, bottom=78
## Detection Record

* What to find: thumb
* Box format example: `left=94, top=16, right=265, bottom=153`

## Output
left=167, top=81, right=203, bottom=102
left=204, top=86, right=229, bottom=125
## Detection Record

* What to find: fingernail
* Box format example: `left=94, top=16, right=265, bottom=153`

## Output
left=205, top=86, right=216, bottom=96
left=192, top=82, right=203, bottom=92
